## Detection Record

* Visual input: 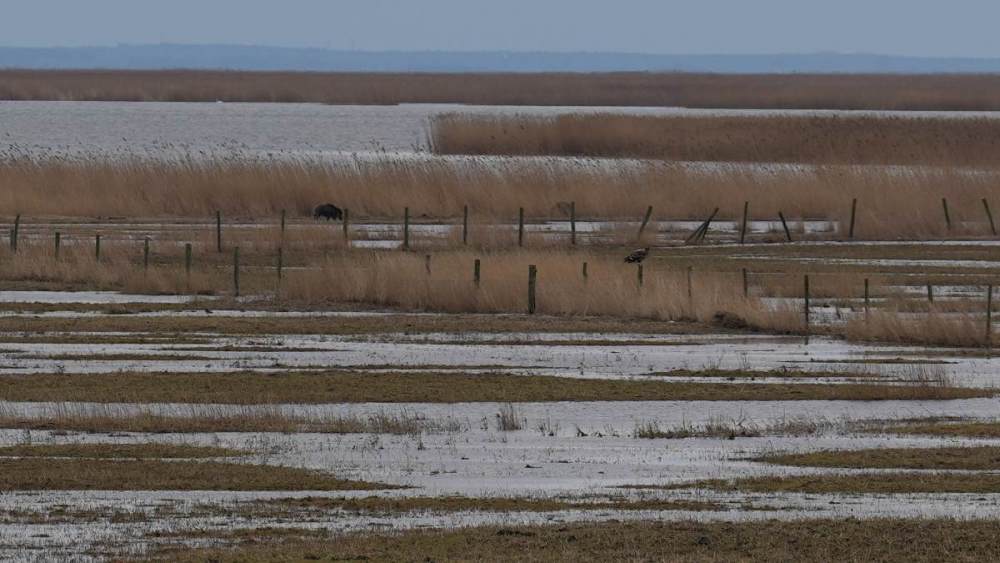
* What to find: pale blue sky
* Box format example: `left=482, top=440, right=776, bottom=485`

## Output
left=4, top=0, right=998, bottom=57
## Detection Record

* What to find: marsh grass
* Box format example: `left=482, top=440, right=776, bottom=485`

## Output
left=759, top=446, right=1000, bottom=471
left=0, top=372, right=986, bottom=404
left=2, top=154, right=998, bottom=240
left=0, top=404, right=467, bottom=435
left=0, top=443, right=242, bottom=459
left=431, top=113, right=1000, bottom=166
left=9, top=70, right=1000, bottom=110
left=634, top=414, right=832, bottom=440
left=153, top=518, right=1000, bottom=562
left=677, top=473, right=1000, bottom=495
left=0, top=458, right=391, bottom=491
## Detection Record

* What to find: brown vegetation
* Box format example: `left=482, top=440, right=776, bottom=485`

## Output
left=1, top=155, right=997, bottom=240
left=0, top=372, right=986, bottom=404
left=8, top=70, right=1000, bottom=110
left=0, top=458, right=390, bottom=491
left=677, top=473, right=1000, bottom=494
left=759, top=446, right=1000, bottom=471
left=431, top=113, right=1000, bottom=165
left=0, top=404, right=466, bottom=435
left=154, top=519, right=1000, bottom=562
left=886, top=420, right=1000, bottom=439
left=0, top=443, right=242, bottom=459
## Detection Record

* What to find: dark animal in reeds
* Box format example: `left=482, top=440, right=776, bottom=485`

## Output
left=624, top=247, right=650, bottom=263
left=313, top=203, right=343, bottom=221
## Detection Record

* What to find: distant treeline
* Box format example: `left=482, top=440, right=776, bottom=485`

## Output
left=6, top=70, right=1000, bottom=110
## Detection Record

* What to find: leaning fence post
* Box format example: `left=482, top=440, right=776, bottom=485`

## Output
left=233, top=247, right=241, bottom=297
left=739, top=201, right=749, bottom=245
left=462, top=205, right=469, bottom=245
left=804, top=275, right=810, bottom=333
left=942, top=198, right=952, bottom=231
left=742, top=268, right=749, bottom=298
left=848, top=198, right=857, bottom=239
left=10, top=214, right=20, bottom=253
left=403, top=207, right=410, bottom=250
left=474, top=258, right=481, bottom=288
left=55, top=232, right=62, bottom=261
left=518, top=207, right=525, bottom=247
left=95, top=234, right=101, bottom=262
left=570, top=201, right=577, bottom=245
left=184, top=243, right=192, bottom=281
left=216, top=210, right=222, bottom=253
left=987, top=284, right=993, bottom=348
left=983, top=199, right=996, bottom=237
left=637, top=205, right=654, bottom=241
left=527, top=264, right=537, bottom=314
left=778, top=212, right=793, bottom=242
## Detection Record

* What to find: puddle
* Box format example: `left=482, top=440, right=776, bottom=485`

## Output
left=0, top=291, right=206, bottom=305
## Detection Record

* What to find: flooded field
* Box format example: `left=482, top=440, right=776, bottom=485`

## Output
left=3, top=100, right=1000, bottom=561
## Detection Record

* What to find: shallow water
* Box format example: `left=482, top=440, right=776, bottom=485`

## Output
left=8, top=101, right=1000, bottom=159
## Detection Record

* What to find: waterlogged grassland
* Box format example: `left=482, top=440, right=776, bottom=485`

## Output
left=759, top=446, right=1000, bottom=471
left=0, top=372, right=986, bottom=403
left=152, top=519, right=1000, bottom=562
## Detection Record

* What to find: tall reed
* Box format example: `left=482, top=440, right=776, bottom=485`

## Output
left=431, top=113, right=1000, bottom=166
left=1, top=155, right=996, bottom=239
left=7, top=70, right=1000, bottom=110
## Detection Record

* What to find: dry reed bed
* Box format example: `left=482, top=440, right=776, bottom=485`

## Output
left=9, top=70, right=1000, bottom=110
left=2, top=155, right=998, bottom=239
left=431, top=113, right=1000, bottom=166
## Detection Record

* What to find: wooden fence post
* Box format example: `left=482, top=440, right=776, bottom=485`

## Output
left=927, top=283, right=934, bottom=303
left=637, top=263, right=644, bottom=287
left=142, top=237, right=149, bottom=271
left=527, top=264, right=537, bottom=314
left=403, top=207, right=410, bottom=250
left=804, top=274, right=810, bottom=333
left=983, top=199, right=996, bottom=236
left=518, top=207, right=525, bottom=247
left=277, top=247, right=284, bottom=283
left=55, top=232, right=62, bottom=261
left=474, top=258, right=481, bottom=288
left=778, top=212, right=793, bottom=242
left=95, top=234, right=101, bottom=262
left=280, top=209, right=286, bottom=238
left=570, top=201, right=577, bottom=245
left=686, top=266, right=693, bottom=302
left=233, top=247, right=241, bottom=297
left=462, top=205, right=469, bottom=245
left=582, top=261, right=588, bottom=282
left=742, top=268, right=749, bottom=298
left=184, top=243, right=192, bottom=280
left=942, top=198, right=952, bottom=231
left=11, top=214, right=20, bottom=253
left=849, top=198, right=857, bottom=239
left=739, top=201, right=749, bottom=245
left=216, top=211, right=222, bottom=253
left=864, top=278, right=870, bottom=320
left=342, top=208, right=350, bottom=243
left=987, top=284, right=993, bottom=348
left=637, top=206, right=654, bottom=241
left=425, top=254, right=432, bottom=275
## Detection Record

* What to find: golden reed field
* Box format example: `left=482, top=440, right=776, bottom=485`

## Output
left=6, top=69, right=1000, bottom=109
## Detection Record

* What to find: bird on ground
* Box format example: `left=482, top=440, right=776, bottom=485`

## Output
left=624, top=247, right=650, bottom=263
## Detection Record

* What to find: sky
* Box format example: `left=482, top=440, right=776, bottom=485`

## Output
left=4, top=0, right=999, bottom=57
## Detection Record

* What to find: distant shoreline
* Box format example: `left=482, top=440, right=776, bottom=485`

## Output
left=4, top=69, right=1000, bottom=110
